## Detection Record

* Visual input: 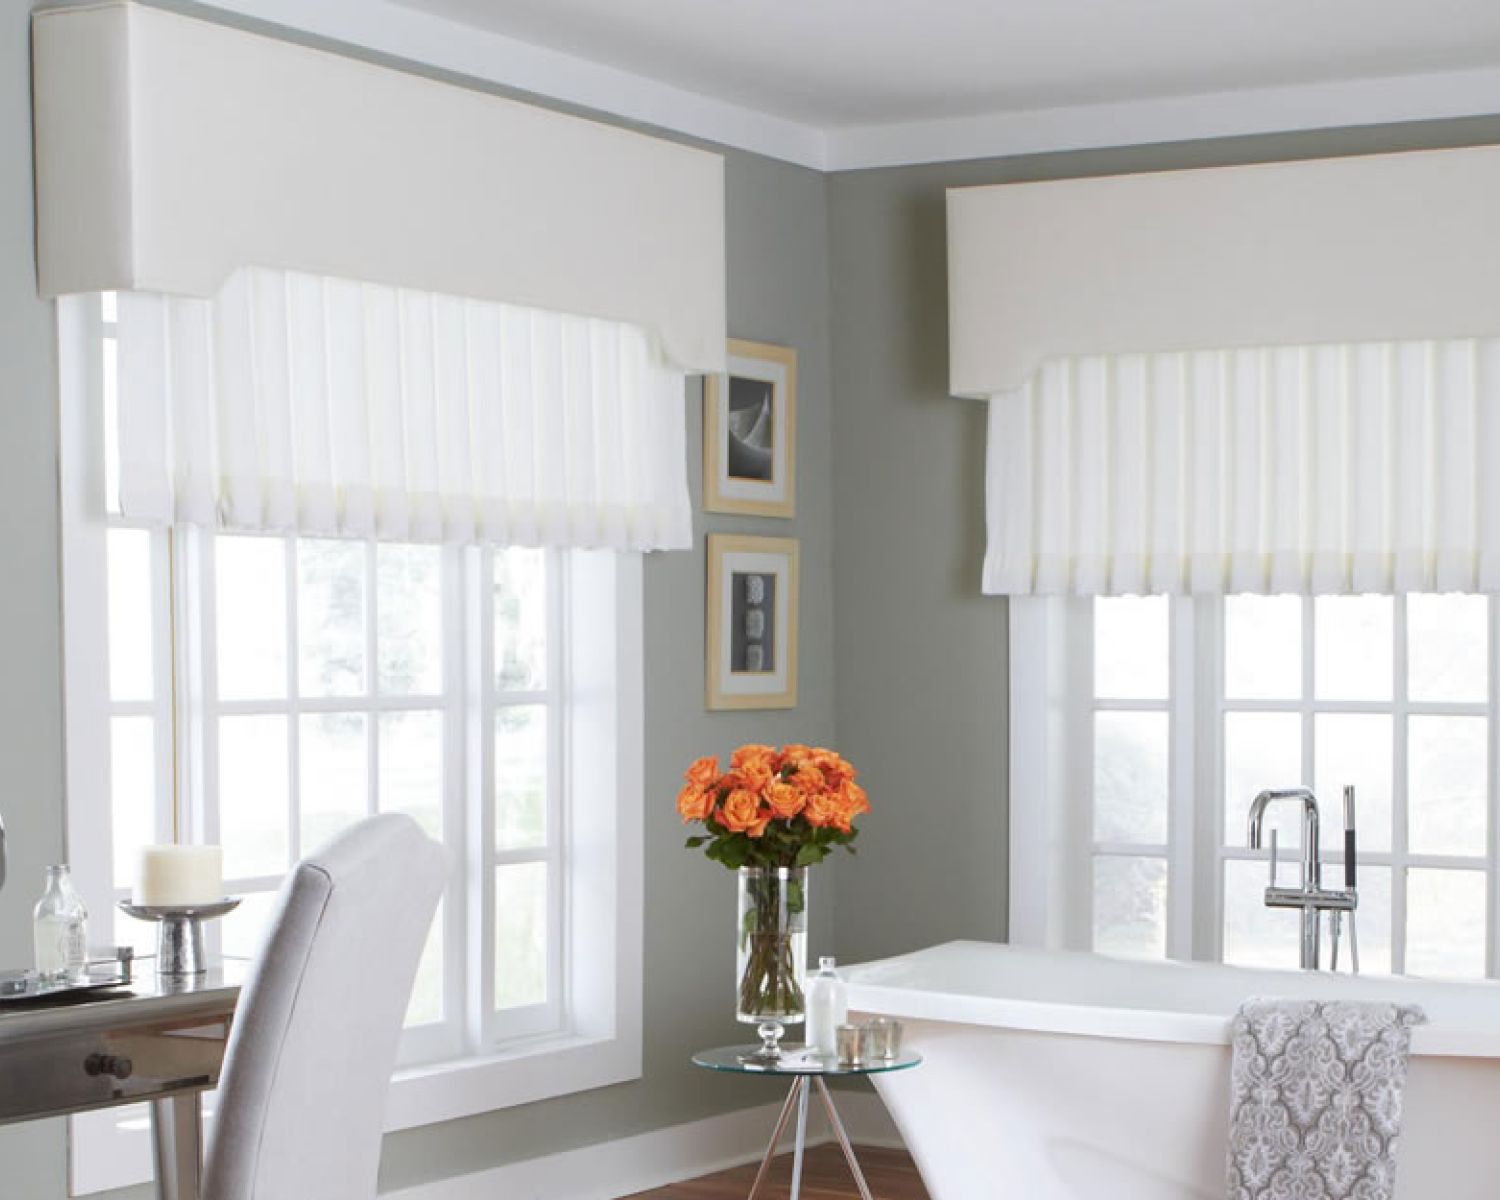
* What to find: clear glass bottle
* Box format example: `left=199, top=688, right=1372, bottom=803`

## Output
left=804, top=955, right=848, bottom=1058
left=34, top=865, right=89, bottom=984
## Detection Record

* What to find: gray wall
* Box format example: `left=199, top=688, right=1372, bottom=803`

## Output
left=0, top=0, right=70, bottom=1192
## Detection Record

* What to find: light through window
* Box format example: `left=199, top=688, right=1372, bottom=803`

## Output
left=1086, top=593, right=1494, bottom=980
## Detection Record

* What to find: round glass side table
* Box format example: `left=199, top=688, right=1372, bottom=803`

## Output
left=691, top=1045, right=921, bottom=1200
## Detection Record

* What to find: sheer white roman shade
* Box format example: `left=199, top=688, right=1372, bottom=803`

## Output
left=114, top=268, right=692, bottom=551
left=985, top=341, right=1500, bottom=596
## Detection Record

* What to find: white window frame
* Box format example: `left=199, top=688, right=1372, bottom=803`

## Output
left=1009, top=594, right=1500, bottom=976
left=57, top=297, right=644, bottom=1194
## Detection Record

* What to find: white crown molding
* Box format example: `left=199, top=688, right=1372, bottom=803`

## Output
left=188, top=0, right=1500, bottom=172
left=823, top=62, right=1500, bottom=171
left=185, top=0, right=829, bottom=168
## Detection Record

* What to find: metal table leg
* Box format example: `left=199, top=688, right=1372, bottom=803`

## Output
left=151, top=1092, right=203, bottom=1200
left=747, top=1078, right=804, bottom=1200
left=815, top=1078, right=875, bottom=1200
left=789, top=1076, right=811, bottom=1199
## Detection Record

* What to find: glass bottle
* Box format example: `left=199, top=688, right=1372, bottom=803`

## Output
left=804, top=955, right=848, bottom=1058
left=34, top=865, right=89, bottom=984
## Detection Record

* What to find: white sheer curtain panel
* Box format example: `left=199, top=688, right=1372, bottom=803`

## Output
left=985, top=339, right=1500, bottom=596
left=115, top=267, right=692, bottom=550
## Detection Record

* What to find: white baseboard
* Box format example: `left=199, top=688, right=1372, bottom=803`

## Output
left=382, top=1088, right=907, bottom=1200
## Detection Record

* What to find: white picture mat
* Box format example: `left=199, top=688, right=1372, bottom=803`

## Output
left=715, top=549, right=790, bottom=696
left=714, top=353, right=789, bottom=505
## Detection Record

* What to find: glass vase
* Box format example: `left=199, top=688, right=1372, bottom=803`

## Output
left=736, top=866, right=808, bottom=1063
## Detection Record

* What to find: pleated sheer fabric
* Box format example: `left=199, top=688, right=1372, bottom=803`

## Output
left=115, top=267, right=692, bottom=550
left=984, top=340, right=1500, bottom=596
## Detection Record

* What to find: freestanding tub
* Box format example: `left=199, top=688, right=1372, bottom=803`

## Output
left=843, top=941, right=1500, bottom=1199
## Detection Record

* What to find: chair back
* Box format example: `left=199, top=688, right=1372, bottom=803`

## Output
left=203, top=814, right=445, bottom=1200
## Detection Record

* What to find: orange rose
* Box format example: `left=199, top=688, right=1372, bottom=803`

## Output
left=776, top=743, right=815, bottom=771
left=811, top=748, right=855, bottom=788
left=839, top=780, right=870, bottom=817
left=732, top=744, right=777, bottom=770
left=802, top=789, right=842, bottom=828
left=676, top=784, right=715, bottom=823
left=719, top=788, right=771, bottom=838
left=788, top=761, right=827, bottom=796
left=765, top=781, right=806, bottom=820
left=733, top=759, right=775, bottom=792
left=684, top=755, right=720, bottom=790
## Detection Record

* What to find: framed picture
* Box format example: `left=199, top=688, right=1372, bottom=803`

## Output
left=706, top=534, right=799, bottom=710
left=703, top=338, right=797, bottom=518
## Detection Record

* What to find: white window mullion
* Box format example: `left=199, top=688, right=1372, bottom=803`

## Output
left=152, top=529, right=177, bottom=846
left=470, top=547, right=497, bottom=1048
left=284, top=538, right=302, bottom=864
left=1066, top=598, right=1095, bottom=952
left=1487, top=595, right=1500, bottom=979
left=547, top=549, right=568, bottom=1026
left=1191, top=596, right=1223, bottom=962
left=1392, top=595, right=1411, bottom=976
left=438, top=544, right=467, bottom=1055
left=1166, top=596, right=1195, bottom=961
left=191, top=528, right=222, bottom=851
left=365, top=542, right=380, bottom=821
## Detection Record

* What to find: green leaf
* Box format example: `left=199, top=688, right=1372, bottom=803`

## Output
left=793, top=844, right=824, bottom=868
left=684, top=836, right=708, bottom=849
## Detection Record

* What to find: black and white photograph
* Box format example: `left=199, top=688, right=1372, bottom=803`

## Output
left=726, top=376, right=775, bottom=482
left=704, top=339, right=797, bottom=518
left=706, top=535, right=799, bottom=710
left=729, top=570, right=777, bottom=673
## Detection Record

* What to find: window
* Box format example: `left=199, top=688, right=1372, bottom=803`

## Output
left=1013, top=592, right=1496, bottom=981
left=59, top=296, right=643, bottom=1192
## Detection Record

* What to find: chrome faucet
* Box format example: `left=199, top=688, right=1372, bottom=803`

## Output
left=1247, top=787, right=1358, bottom=971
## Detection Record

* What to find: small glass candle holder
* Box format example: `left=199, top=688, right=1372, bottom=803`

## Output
left=835, top=1023, right=865, bottom=1067
left=867, top=1016, right=903, bottom=1060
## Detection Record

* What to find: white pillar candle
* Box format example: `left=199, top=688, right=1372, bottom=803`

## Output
left=134, top=845, right=224, bottom=907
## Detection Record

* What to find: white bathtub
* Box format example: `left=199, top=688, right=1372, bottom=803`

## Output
left=843, top=941, right=1500, bottom=1199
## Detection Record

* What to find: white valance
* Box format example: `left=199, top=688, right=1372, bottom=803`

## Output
left=985, top=340, right=1500, bottom=597
left=115, top=268, right=692, bottom=551
left=949, top=146, right=1500, bottom=398
left=33, top=2, right=725, bottom=374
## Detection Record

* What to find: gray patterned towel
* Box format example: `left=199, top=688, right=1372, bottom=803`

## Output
left=1228, top=998, right=1425, bottom=1200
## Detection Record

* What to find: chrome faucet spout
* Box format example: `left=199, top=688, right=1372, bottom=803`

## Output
left=1247, top=787, right=1321, bottom=891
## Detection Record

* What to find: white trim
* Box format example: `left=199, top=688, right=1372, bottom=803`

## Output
left=822, top=63, right=1500, bottom=171
left=181, top=0, right=827, bottom=170
left=167, top=1, right=1500, bottom=172
left=381, top=1090, right=902, bottom=1200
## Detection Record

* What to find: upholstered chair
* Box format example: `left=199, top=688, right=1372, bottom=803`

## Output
left=202, top=814, right=446, bottom=1200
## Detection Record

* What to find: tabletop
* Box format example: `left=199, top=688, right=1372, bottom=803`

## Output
left=692, top=1044, right=922, bottom=1077
left=0, top=959, right=248, bottom=1046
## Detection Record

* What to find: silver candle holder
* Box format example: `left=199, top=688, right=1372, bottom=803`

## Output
left=117, top=898, right=240, bottom=975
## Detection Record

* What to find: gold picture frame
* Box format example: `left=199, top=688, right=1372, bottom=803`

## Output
left=703, top=339, right=797, bottom=519
left=706, top=534, right=799, bottom=710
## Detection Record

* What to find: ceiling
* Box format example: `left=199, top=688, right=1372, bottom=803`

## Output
left=392, top=0, right=1500, bottom=127
left=193, top=0, right=1500, bottom=168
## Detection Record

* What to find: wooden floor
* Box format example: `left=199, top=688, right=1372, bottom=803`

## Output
left=626, top=1145, right=930, bottom=1199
